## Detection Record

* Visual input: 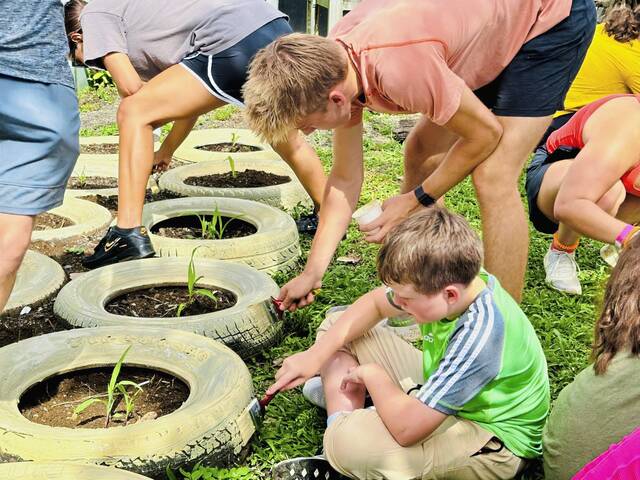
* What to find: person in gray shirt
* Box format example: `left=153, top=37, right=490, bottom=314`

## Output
left=64, top=0, right=327, bottom=269
left=0, top=0, right=80, bottom=313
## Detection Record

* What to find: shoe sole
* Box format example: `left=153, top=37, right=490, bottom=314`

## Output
left=271, top=457, right=347, bottom=480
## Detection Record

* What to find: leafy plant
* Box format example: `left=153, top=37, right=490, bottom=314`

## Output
left=167, top=462, right=253, bottom=480
left=230, top=132, right=240, bottom=149
left=196, top=208, right=242, bottom=240
left=73, top=346, right=145, bottom=427
left=176, top=247, right=218, bottom=317
left=75, top=166, right=88, bottom=188
left=87, top=69, right=114, bottom=89
left=226, top=155, right=237, bottom=178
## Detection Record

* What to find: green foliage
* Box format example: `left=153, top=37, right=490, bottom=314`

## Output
left=213, top=105, right=238, bottom=121
left=171, top=463, right=254, bottom=480
left=227, top=155, right=237, bottom=178
left=73, top=346, right=144, bottom=427
left=80, top=123, right=119, bottom=137
left=76, top=166, right=88, bottom=188
left=230, top=132, right=240, bottom=147
left=197, top=208, right=241, bottom=240
left=176, top=248, right=218, bottom=317
left=87, top=69, right=114, bottom=89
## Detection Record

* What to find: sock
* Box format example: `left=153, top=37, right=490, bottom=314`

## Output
left=326, top=411, right=349, bottom=427
left=552, top=233, right=579, bottom=254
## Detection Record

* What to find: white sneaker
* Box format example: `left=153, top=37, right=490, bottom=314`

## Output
left=600, top=244, right=619, bottom=268
left=544, top=247, right=582, bottom=295
left=302, top=376, right=326, bottom=409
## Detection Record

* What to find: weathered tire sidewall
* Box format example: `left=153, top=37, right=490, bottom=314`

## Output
left=53, top=258, right=282, bottom=358
left=0, top=462, right=151, bottom=479
left=158, top=160, right=312, bottom=211
left=4, top=251, right=66, bottom=314
left=143, top=197, right=300, bottom=275
left=0, top=327, right=256, bottom=478
left=31, top=196, right=112, bottom=243
left=173, top=129, right=280, bottom=163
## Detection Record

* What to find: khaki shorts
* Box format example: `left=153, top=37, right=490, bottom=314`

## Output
left=317, top=312, right=525, bottom=480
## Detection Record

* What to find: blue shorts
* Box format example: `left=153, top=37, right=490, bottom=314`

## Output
left=0, top=73, right=79, bottom=216
left=180, top=17, right=292, bottom=106
left=525, top=114, right=577, bottom=234
left=474, top=0, right=596, bottom=117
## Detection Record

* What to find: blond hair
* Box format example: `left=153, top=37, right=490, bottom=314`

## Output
left=378, top=207, right=483, bottom=295
left=593, top=234, right=640, bottom=374
left=243, top=33, right=347, bottom=144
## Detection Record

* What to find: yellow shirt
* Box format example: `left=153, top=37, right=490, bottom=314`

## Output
left=556, top=23, right=640, bottom=117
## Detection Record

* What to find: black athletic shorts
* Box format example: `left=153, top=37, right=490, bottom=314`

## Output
left=181, top=17, right=292, bottom=106
left=473, top=0, right=596, bottom=117
left=525, top=113, right=578, bottom=234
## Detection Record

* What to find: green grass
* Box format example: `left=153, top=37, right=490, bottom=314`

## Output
left=77, top=109, right=603, bottom=479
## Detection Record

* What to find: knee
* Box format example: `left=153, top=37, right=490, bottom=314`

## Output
left=597, top=181, right=626, bottom=214
left=472, top=162, right=519, bottom=202
left=116, top=95, right=147, bottom=128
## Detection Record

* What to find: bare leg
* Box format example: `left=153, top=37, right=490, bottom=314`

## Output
left=116, top=65, right=226, bottom=227
left=402, top=115, right=458, bottom=193
left=321, top=351, right=366, bottom=416
left=0, top=214, right=34, bottom=312
left=472, top=116, right=552, bottom=302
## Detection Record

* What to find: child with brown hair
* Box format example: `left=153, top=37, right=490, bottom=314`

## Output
left=543, top=234, right=640, bottom=478
left=270, top=207, right=549, bottom=480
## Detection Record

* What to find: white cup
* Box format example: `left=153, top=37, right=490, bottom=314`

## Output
left=352, top=200, right=383, bottom=234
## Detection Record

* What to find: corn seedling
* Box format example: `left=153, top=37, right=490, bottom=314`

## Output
left=176, top=247, right=218, bottom=317
left=230, top=132, right=240, bottom=149
left=226, top=155, right=237, bottom=178
left=197, top=207, right=242, bottom=240
left=73, top=346, right=146, bottom=427
left=76, top=167, right=88, bottom=188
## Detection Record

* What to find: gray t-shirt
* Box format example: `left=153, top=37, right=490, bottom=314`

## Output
left=81, top=0, right=285, bottom=81
left=543, top=353, right=640, bottom=479
left=0, top=0, right=73, bottom=88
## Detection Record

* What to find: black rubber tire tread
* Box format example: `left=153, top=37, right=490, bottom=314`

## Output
left=53, top=257, right=282, bottom=359
left=0, top=327, right=257, bottom=479
left=0, top=462, right=151, bottom=479
left=158, top=159, right=311, bottom=211
left=142, top=197, right=300, bottom=275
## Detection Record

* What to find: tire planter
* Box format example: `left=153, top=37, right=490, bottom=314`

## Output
left=0, top=462, right=150, bottom=479
left=54, top=257, right=282, bottom=359
left=173, top=128, right=280, bottom=163
left=0, top=327, right=258, bottom=477
left=142, top=197, right=300, bottom=275
left=4, top=251, right=66, bottom=314
left=68, top=145, right=119, bottom=197
left=158, top=159, right=311, bottom=211
left=31, top=196, right=112, bottom=243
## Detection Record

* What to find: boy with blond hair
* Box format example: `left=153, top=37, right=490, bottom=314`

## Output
left=245, top=0, right=596, bottom=308
left=270, top=208, right=549, bottom=479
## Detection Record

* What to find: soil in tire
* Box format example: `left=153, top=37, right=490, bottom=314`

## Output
left=33, top=213, right=74, bottom=231
left=68, top=176, right=119, bottom=189
left=19, top=366, right=189, bottom=429
left=184, top=169, right=291, bottom=188
left=152, top=214, right=257, bottom=239
left=80, top=144, right=119, bottom=154
left=195, top=142, right=261, bottom=153
left=104, top=285, right=237, bottom=317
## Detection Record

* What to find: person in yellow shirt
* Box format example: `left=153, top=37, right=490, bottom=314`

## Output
left=526, top=0, right=640, bottom=295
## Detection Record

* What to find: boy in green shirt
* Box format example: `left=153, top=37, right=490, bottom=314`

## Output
left=270, top=207, right=549, bottom=479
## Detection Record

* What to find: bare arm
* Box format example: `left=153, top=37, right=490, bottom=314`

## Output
left=279, top=121, right=364, bottom=310
left=103, top=52, right=143, bottom=98
left=271, top=130, right=327, bottom=208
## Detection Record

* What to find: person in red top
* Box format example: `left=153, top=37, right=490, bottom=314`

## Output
left=244, top=0, right=596, bottom=308
left=525, top=94, right=640, bottom=294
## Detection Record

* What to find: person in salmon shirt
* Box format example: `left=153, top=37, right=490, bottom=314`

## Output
left=244, top=0, right=596, bottom=311
left=525, top=94, right=640, bottom=295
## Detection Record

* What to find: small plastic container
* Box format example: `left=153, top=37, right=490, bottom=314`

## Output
left=352, top=200, right=383, bottom=234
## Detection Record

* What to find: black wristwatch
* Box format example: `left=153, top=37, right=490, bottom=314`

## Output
left=413, top=185, right=436, bottom=207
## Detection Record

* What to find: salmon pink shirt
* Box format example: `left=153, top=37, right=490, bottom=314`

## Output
left=330, top=0, right=572, bottom=126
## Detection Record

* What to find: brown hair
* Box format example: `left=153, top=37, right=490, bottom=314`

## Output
left=243, top=33, right=348, bottom=144
left=604, top=0, right=640, bottom=43
left=593, top=234, right=640, bottom=374
left=377, top=207, right=483, bottom=295
left=64, top=0, right=86, bottom=53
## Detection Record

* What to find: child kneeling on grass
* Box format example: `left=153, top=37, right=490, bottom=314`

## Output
left=269, top=207, right=550, bottom=480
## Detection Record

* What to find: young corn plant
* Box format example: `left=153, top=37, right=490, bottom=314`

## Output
left=226, top=155, right=237, bottom=178
left=73, top=346, right=146, bottom=427
left=197, top=207, right=242, bottom=240
left=176, top=247, right=218, bottom=317
left=230, top=132, right=240, bottom=150
left=75, top=166, right=88, bottom=188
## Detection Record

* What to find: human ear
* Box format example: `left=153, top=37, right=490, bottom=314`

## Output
left=444, top=286, right=459, bottom=305
left=328, top=90, right=347, bottom=107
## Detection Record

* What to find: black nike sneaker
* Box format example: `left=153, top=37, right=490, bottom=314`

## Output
left=82, top=226, right=155, bottom=269
left=295, top=212, right=319, bottom=235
